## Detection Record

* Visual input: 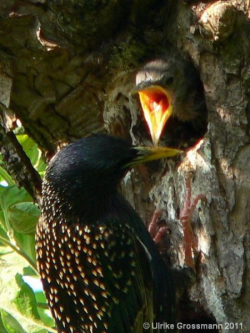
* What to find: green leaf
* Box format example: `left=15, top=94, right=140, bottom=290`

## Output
left=0, top=185, right=33, bottom=233
left=0, top=250, right=56, bottom=333
left=9, top=203, right=40, bottom=235
left=0, top=223, right=9, bottom=242
left=0, top=314, right=9, bottom=333
left=16, top=135, right=46, bottom=174
left=35, top=291, right=55, bottom=329
left=0, top=245, right=12, bottom=255
left=14, top=232, right=37, bottom=265
left=23, top=266, right=37, bottom=276
left=0, top=186, right=32, bottom=212
left=0, top=166, right=15, bottom=186
left=16, top=135, right=40, bottom=167
left=0, top=209, right=6, bottom=230
left=0, top=185, right=39, bottom=269
left=14, top=274, right=41, bottom=321
left=0, top=309, right=27, bottom=333
left=0, top=131, right=54, bottom=332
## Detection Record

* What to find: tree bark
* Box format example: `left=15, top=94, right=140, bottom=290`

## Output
left=0, top=0, right=250, bottom=331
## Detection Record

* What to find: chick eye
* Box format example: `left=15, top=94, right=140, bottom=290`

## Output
left=163, top=76, right=174, bottom=85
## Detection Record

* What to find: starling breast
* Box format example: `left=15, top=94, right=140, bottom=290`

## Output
left=36, top=134, right=177, bottom=332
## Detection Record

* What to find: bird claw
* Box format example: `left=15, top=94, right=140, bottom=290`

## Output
left=148, top=209, right=168, bottom=245
left=153, top=226, right=168, bottom=245
left=148, top=175, right=205, bottom=266
left=180, top=175, right=206, bottom=268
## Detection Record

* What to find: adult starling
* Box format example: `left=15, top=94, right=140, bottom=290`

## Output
left=36, top=134, right=181, bottom=333
left=135, top=57, right=206, bottom=145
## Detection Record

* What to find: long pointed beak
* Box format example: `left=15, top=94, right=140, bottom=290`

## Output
left=137, top=85, right=173, bottom=145
left=127, top=145, right=182, bottom=167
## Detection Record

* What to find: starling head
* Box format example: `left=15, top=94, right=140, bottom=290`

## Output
left=135, top=58, right=206, bottom=145
left=45, top=134, right=181, bottom=219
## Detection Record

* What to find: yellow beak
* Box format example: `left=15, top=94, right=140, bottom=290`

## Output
left=138, top=85, right=173, bottom=145
left=127, top=145, right=182, bottom=167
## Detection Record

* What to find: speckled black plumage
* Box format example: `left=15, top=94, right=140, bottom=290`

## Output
left=36, top=134, right=175, bottom=333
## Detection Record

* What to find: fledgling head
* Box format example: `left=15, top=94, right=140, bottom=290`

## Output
left=135, top=57, right=206, bottom=145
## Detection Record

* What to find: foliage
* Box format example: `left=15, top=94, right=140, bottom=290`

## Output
left=0, top=133, right=56, bottom=332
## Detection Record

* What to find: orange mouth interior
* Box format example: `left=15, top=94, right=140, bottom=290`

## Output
left=138, top=86, right=173, bottom=145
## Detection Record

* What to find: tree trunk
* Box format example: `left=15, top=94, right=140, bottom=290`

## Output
left=0, top=1, right=249, bottom=331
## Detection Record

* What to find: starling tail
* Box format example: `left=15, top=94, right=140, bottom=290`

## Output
left=36, top=134, right=177, bottom=332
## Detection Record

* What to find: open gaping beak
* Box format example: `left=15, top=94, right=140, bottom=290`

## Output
left=138, top=85, right=173, bottom=146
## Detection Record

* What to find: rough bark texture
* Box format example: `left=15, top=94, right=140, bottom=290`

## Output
left=1, top=0, right=250, bottom=331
